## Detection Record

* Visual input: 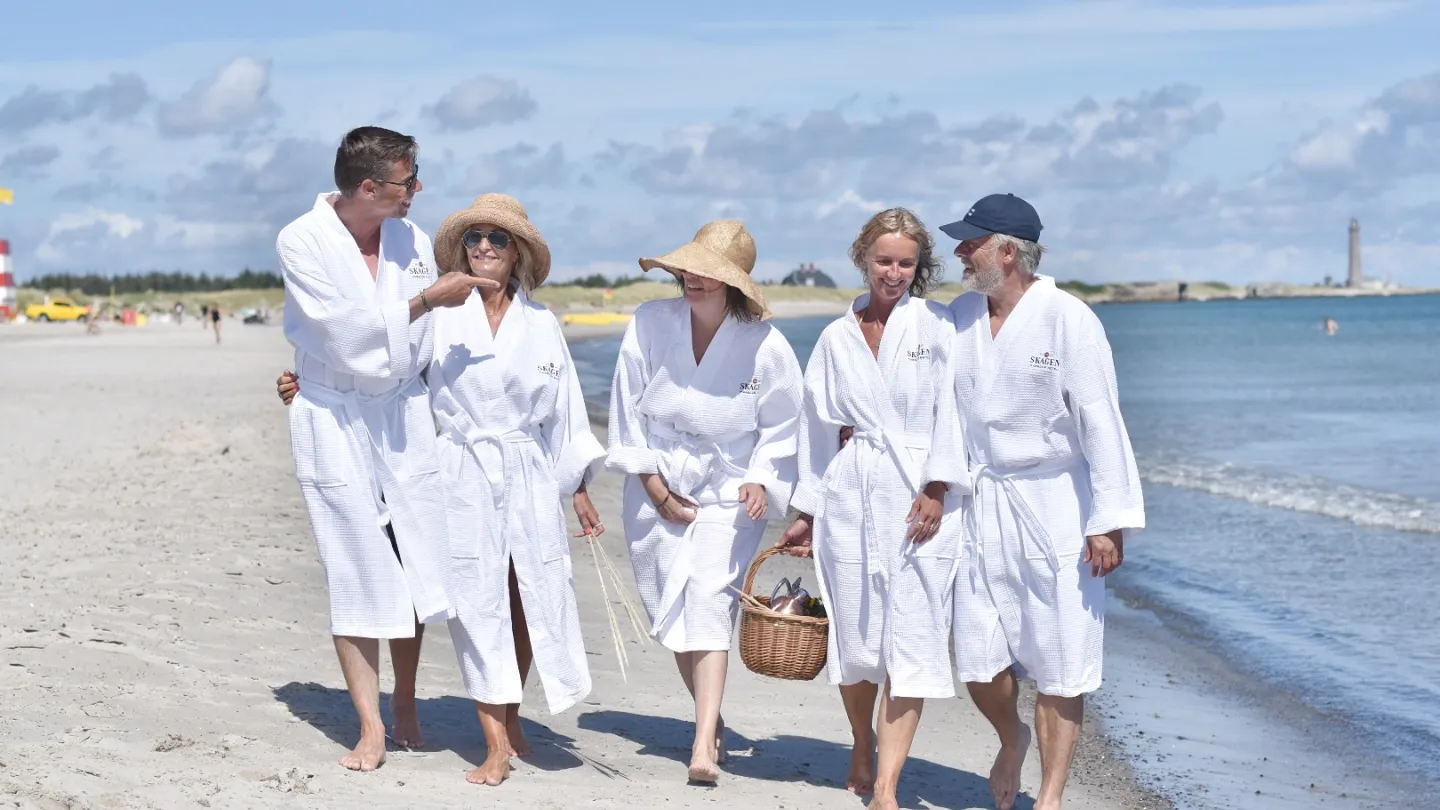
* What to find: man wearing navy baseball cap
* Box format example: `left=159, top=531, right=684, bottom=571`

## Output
left=930, top=193, right=1145, bottom=810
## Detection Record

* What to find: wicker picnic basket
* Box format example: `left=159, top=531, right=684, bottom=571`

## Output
left=737, top=547, right=829, bottom=681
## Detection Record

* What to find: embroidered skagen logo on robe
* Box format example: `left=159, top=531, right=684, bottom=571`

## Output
left=739, top=376, right=762, bottom=394
left=907, top=344, right=932, bottom=361
left=1029, top=351, right=1060, bottom=370
left=537, top=361, right=561, bottom=379
left=405, top=258, right=430, bottom=277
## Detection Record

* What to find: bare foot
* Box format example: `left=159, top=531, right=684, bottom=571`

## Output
left=869, top=793, right=901, bottom=810
left=389, top=694, right=423, bottom=749
left=339, top=729, right=386, bottom=772
left=505, top=705, right=531, bottom=757
left=688, top=741, right=719, bottom=785
left=991, top=724, right=1032, bottom=810
left=846, top=731, right=875, bottom=795
left=465, top=750, right=512, bottom=786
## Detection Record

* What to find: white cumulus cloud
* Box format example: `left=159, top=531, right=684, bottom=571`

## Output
left=158, top=57, right=277, bottom=137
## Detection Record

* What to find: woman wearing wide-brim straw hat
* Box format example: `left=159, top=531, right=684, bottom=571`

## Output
left=606, top=220, right=803, bottom=784
left=280, top=193, right=608, bottom=788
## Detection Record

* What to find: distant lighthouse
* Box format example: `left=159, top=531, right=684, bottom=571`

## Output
left=1347, top=218, right=1364, bottom=288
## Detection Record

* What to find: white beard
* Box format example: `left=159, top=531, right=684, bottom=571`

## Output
left=962, top=261, right=1004, bottom=295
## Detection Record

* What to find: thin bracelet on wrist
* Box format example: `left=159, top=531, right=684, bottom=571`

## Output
left=420, top=290, right=433, bottom=312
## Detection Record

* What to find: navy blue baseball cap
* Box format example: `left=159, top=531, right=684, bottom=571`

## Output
left=939, top=193, right=1043, bottom=242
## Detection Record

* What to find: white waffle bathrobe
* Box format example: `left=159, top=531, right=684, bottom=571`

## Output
left=938, top=278, right=1145, bottom=697
left=607, top=298, right=802, bottom=652
left=429, top=284, right=605, bottom=714
left=794, top=294, right=965, bottom=698
left=279, top=193, right=450, bottom=638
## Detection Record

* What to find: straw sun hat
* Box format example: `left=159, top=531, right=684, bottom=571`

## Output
left=434, top=193, right=552, bottom=287
left=639, top=220, right=771, bottom=320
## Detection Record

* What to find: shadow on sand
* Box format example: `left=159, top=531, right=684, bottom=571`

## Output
left=272, top=682, right=596, bottom=776
left=576, top=709, right=1034, bottom=809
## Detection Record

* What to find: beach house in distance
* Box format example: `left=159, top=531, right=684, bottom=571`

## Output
left=782, top=263, right=836, bottom=288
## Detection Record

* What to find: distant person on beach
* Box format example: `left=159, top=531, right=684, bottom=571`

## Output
left=282, top=193, right=606, bottom=787
left=273, top=126, right=495, bottom=773
left=937, top=193, right=1145, bottom=810
left=774, top=208, right=962, bottom=809
left=175, top=301, right=185, bottom=325
left=1324, top=317, right=1339, bottom=335
left=200, top=304, right=209, bottom=327
left=209, top=305, right=222, bottom=343
left=607, top=221, right=802, bottom=784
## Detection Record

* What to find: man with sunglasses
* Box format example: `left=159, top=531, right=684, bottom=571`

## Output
left=276, top=126, right=497, bottom=773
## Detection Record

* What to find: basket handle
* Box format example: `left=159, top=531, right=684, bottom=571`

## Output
left=742, top=546, right=789, bottom=597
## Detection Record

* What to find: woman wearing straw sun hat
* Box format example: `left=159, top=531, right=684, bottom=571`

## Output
left=606, top=220, right=803, bottom=784
left=279, top=193, right=607, bottom=787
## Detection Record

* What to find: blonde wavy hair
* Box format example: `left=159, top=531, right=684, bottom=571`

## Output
left=848, top=207, right=944, bottom=298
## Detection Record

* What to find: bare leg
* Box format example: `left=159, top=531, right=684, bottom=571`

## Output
left=505, top=562, right=533, bottom=757
left=387, top=621, right=424, bottom=748
left=966, top=669, right=1031, bottom=810
left=333, top=636, right=386, bottom=771
left=1033, top=694, right=1083, bottom=810
left=838, top=681, right=879, bottom=795
left=871, top=681, right=923, bottom=810
left=466, top=702, right=513, bottom=786
left=687, top=650, right=728, bottom=783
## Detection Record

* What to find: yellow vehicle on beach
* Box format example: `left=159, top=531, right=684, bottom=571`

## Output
left=25, top=297, right=90, bottom=322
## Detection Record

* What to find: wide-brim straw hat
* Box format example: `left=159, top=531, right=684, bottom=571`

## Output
left=434, top=193, right=552, bottom=286
left=638, top=220, right=770, bottom=320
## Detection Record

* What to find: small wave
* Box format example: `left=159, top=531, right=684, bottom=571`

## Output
left=1140, top=454, right=1440, bottom=535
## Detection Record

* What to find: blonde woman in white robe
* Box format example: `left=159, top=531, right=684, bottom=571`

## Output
left=279, top=194, right=605, bottom=788
left=607, top=221, right=802, bottom=785
left=775, top=208, right=964, bottom=810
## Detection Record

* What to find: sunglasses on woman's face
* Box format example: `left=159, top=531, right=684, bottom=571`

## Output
left=463, top=229, right=511, bottom=251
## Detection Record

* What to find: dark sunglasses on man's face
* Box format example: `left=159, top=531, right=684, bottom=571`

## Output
left=463, top=229, right=511, bottom=251
left=374, top=166, right=420, bottom=193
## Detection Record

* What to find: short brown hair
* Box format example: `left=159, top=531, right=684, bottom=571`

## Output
left=849, top=207, right=944, bottom=298
left=334, top=126, right=418, bottom=196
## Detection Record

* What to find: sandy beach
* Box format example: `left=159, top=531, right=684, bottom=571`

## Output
left=0, top=320, right=1168, bottom=810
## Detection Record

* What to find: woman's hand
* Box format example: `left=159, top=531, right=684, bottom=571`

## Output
left=905, top=481, right=948, bottom=544
left=776, top=514, right=814, bottom=558
left=738, top=483, right=768, bottom=521
left=277, top=369, right=299, bottom=406
left=572, top=483, right=604, bottom=538
left=641, top=472, right=697, bottom=525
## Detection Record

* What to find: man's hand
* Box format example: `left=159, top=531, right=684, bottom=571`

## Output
left=776, top=514, right=814, bottom=558
left=738, top=483, right=768, bottom=521
left=905, top=481, right=948, bottom=543
left=1084, top=530, right=1124, bottom=577
left=277, top=369, right=299, bottom=406
left=422, top=272, right=503, bottom=309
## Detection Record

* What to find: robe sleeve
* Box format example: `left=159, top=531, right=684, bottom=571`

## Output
left=279, top=227, right=413, bottom=379
left=923, top=331, right=970, bottom=492
left=605, top=315, right=661, bottom=475
left=741, top=335, right=803, bottom=515
left=547, top=318, right=607, bottom=495
left=1065, top=317, right=1146, bottom=536
left=791, top=343, right=842, bottom=517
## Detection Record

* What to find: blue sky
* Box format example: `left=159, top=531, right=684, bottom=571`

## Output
left=1, top=0, right=1437, bottom=286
